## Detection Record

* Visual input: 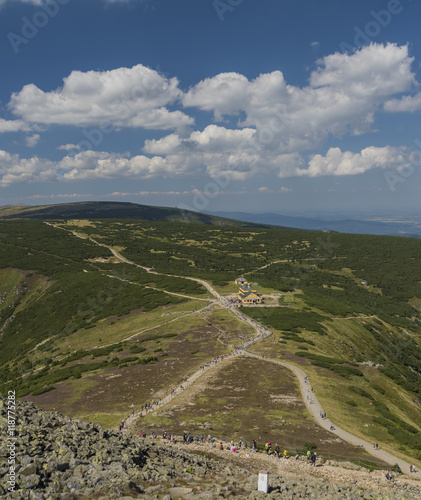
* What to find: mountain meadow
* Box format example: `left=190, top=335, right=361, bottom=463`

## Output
left=0, top=203, right=420, bottom=471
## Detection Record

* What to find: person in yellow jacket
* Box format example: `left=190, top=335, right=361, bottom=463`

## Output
left=283, top=449, right=288, bottom=459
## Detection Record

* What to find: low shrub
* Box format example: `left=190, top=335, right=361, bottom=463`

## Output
left=130, top=346, right=146, bottom=354
left=31, top=386, right=55, bottom=396
left=332, top=365, right=363, bottom=378
left=348, top=386, right=374, bottom=399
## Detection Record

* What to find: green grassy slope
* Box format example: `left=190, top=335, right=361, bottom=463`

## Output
left=0, top=220, right=208, bottom=401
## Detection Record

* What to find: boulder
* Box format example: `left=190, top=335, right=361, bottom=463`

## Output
left=18, top=463, right=37, bottom=476
left=17, top=473, right=40, bottom=489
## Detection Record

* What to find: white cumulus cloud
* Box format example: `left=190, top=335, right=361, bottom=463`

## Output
left=182, top=43, right=415, bottom=153
left=0, top=150, right=57, bottom=186
left=298, top=146, right=408, bottom=178
left=25, top=133, right=40, bottom=147
left=0, top=118, right=32, bottom=133
left=57, top=143, right=81, bottom=151
left=10, top=64, right=194, bottom=130
left=0, top=43, right=419, bottom=187
left=0, top=142, right=411, bottom=188
left=384, top=93, right=421, bottom=112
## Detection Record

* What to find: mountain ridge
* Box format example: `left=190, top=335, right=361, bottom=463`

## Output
left=0, top=201, right=278, bottom=229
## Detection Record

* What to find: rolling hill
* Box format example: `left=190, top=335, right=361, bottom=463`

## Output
left=0, top=201, right=272, bottom=228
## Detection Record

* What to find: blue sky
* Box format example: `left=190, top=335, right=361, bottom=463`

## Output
left=0, top=0, right=420, bottom=214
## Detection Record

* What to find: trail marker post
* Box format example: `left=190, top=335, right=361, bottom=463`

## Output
left=258, top=470, right=269, bottom=493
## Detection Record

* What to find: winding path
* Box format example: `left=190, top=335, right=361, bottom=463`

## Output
left=54, top=223, right=421, bottom=477
left=243, top=351, right=420, bottom=477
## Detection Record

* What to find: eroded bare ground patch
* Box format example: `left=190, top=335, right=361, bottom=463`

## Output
left=136, top=356, right=388, bottom=467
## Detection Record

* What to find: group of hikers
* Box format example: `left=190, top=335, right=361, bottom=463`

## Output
left=263, top=442, right=317, bottom=465
left=141, top=399, right=161, bottom=413
left=133, top=428, right=419, bottom=480
left=145, top=431, right=420, bottom=478
left=144, top=431, right=319, bottom=466
left=184, top=433, right=214, bottom=444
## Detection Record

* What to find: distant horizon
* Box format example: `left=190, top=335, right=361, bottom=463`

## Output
left=2, top=198, right=421, bottom=221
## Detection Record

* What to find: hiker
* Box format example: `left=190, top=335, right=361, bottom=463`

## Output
left=265, top=442, right=272, bottom=455
left=295, top=453, right=300, bottom=461
left=142, top=431, right=146, bottom=438
left=274, top=445, right=280, bottom=458
left=283, top=449, right=288, bottom=459
left=385, top=471, right=393, bottom=480
left=219, top=442, right=224, bottom=450
left=306, top=450, right=311, bottom=461
left=310, top=452, right=317, bottom=466
left=252, top=440, right=257, bottom=453
left=410, top=465, right=413, bottom=473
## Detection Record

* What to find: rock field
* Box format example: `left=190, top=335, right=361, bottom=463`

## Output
left=1, top=398, right=420, bottom=499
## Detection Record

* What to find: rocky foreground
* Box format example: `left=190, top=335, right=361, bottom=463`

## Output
left=1, top=398, right=420, bottom=499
